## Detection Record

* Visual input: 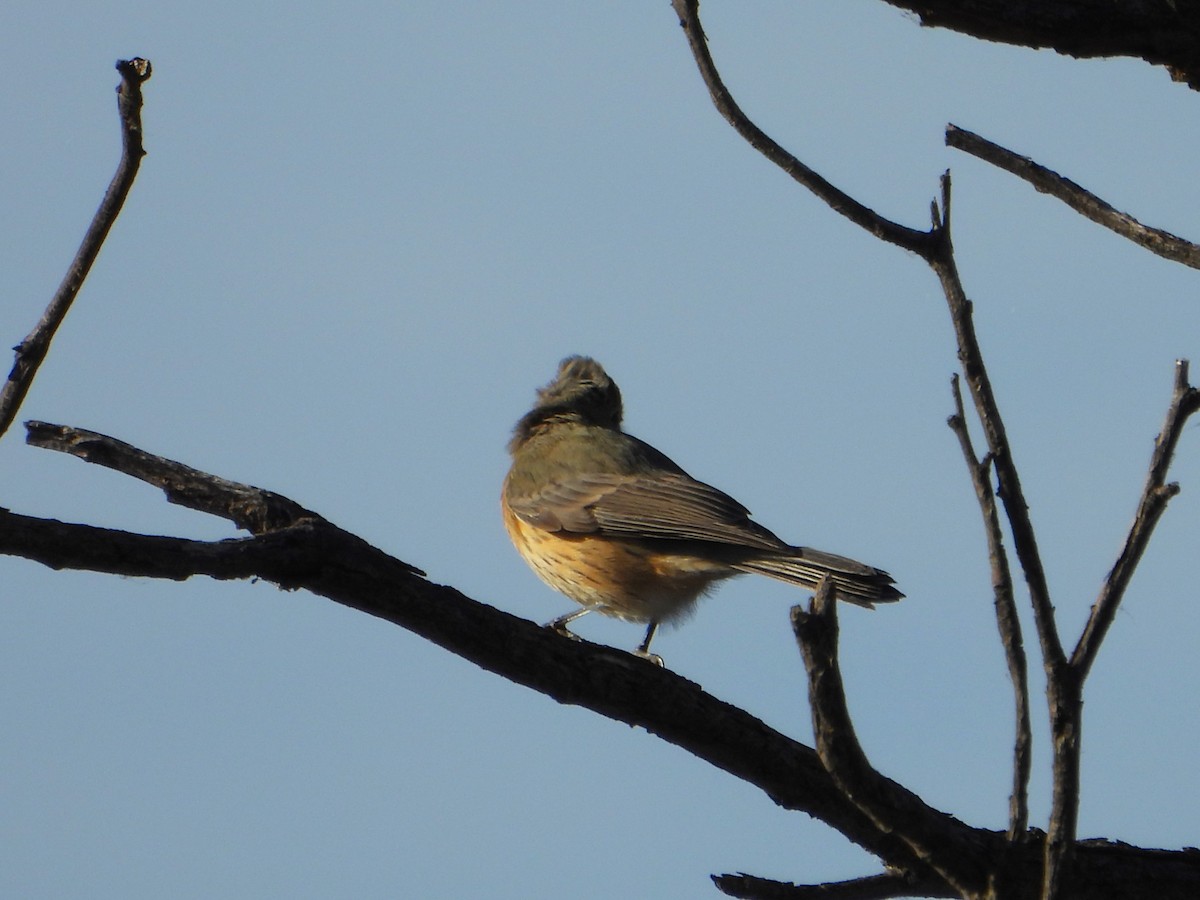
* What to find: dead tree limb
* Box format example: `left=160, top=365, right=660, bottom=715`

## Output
left=878, top=1, right=1200, bottom=89
left=0, top=58, right=151, bottom=440
left=948, top=375, right=1031, bottom=843
left=5, top=424, right=1200, bottom=899
left=670, top=3, right=1200, bottom=897
left=794, top=582, right=987, bottom=898
left=4, top=423, right=957, bottom=884
left=668, top=0, right=934, bottom=256
left=25, top=420, right=327, bottom=536
left=712, top=870, right=956, bottom=900
left=9, top=22, right=1200, bottom=900
left=1073, top=361, right=1200, bottom=679
left=946, top=125, right=1200, bottom=269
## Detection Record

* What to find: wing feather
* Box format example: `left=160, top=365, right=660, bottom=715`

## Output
left=507, top=470, right=789, bottom=552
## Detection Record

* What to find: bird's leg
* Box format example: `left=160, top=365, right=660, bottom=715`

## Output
left=633, top=621, right=664, bottom=667
left=544, top=607, right=593, bottom=639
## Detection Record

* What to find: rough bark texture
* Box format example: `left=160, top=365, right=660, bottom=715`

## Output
left=880, top=1, right=1200, bottom=88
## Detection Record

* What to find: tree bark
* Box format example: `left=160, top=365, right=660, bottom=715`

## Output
left=879, top=1, right=1200, bottom=88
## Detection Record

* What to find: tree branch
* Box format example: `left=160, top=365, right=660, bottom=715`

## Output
left=948, top=375, right=1031, bottom=842
left=792, top=581, right=989, bottom=898
left=712, top=870, right=956, bottom=900
left=670, top=1, right=1063, bottom=674
left=669, top=0, right=936, bottom=256
left=946, top=125, right=1200, bottom=269
left=6, top=427, right=1200, bottom=895
left=1072, top=360, right=1200, bottom=679
left=879, top=1, right=1200, bottom=89
left=25, top=420, right=330, bottom=537
left=925, top=178, right=1063, bottom=675
left=0, top=58, right=151, bottom=441
left=1041, top=360, right=1200, bottom=900
left=4, top=423, right=962, bottom=881
left=669, top=7, right=1078, bottom=894
left=925, top=183, right=1072, bottom=900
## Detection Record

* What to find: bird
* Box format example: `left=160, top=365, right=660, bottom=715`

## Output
left=502, top=356, right=902, bottom=659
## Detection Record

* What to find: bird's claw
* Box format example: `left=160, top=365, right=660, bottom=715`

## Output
left=633, top=648, right=665, bottom=667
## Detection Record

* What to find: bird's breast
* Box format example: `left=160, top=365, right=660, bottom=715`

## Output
left=502, top=499, right=733, bottom=624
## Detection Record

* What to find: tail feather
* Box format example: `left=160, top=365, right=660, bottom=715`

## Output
left=732, top=546, right=903, bottom=608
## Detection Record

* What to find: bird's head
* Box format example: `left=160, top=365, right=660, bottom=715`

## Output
left=510, top=356, right=624, bottom=450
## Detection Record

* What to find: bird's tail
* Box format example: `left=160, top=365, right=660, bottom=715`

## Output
left=732, top=546, right=903, bottom=608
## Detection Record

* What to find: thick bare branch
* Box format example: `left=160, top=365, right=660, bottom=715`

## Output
left=0, top=58, right=151, bottom=440
left=792, top=581, right=988, bottom=898
left=5, top=429, right=1200, bottom=895
left=0, top=428, right=955, bottom=878
left=948, top=375, right=1030, bottom=842
left=1073, top=360, right=1200, bottom=679
left=946, top=125, right=1200, bottom=269
left=880, top=1, right=1200, bottom=89
left=712, top=870, right=956, bottom=899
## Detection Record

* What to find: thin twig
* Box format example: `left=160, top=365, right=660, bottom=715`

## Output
left=948, top=374, right=1030, bottom=842
left=1073, top=360, right=1200, bottom=679
left=926, top=176, right=1064, bottom=669
left=1043, top=360, right=1200, bottom=900
left=670, top=0, right=935, bottom=256
left=947, top=124, right=1200, bottom=269
left=0, top=58, right=152, bottom=440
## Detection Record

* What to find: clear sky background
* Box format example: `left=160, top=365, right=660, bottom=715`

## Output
left=3, top=3, right=1199, bottom=898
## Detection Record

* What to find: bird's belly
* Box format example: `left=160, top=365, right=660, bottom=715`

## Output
left=504, top=506, right=732, bottom=623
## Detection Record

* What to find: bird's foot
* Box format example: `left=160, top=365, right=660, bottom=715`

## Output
left=544, top=620, right=583, bottom=641
left=544, top=607, right=592, bottom=640
left=632, top=648, right=664, bottom=667
left=633, top=620, right=663, bottom=665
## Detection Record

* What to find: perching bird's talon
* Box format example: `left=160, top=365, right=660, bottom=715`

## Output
left=633, top=649, right=665, bottom=667
left=545, top=607, right=592, bottom=640
left=544, top=620, right=582, bottom=641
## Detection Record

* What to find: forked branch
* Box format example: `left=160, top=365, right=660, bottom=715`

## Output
left=672, top=0, right=1062, bottom=676
left=668, top=5, right=1129, bottom=898
left=6, top=423, right=971, bottom=885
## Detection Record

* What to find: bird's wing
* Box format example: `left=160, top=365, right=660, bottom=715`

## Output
left=506, top=470, right=789, bottom=551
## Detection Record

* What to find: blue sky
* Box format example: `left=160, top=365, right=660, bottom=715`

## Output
left=3, top=3, right=1200, bottom=898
